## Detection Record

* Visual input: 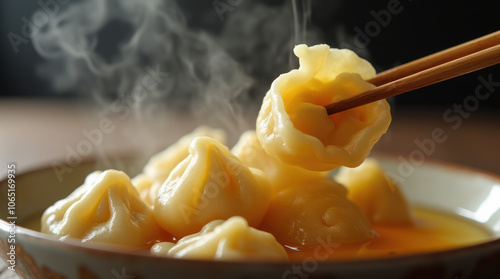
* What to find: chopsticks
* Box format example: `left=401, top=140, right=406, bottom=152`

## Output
left=325, top=30, right=500, bottom=115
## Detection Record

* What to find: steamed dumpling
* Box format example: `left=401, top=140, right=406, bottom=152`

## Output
left=232, top=130, right=327, bottom=191
left=335, top=158, right=412, bottom=224
left=256, top=44, right=391, bottom=171
left=41, top=170, right=161, bottom=248
left=134, top=126, right=226, bottom=206
left=151, top=216, right=288, bottom=260
left=131, top=173, right=156, bottom=207
left=154, top=136, right=271, bottom=238
left=259, top=178, right=374, bottom=247
left=144, top=126, right=226, bottom=181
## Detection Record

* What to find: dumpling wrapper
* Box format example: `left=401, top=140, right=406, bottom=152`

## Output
left=133, top=126, right=226, bottom=206
left=335, top=158, right=413, bottom=224
left=259, top=178, right=374, bottom=247
left=151, top=216, right=288, bottom=261
left=41, top=170, right=162, bottom=248
left=144, top=126, right=226, bottom=182
left=256, top=44, right=391, bottom=171
left=232, top=130, right=328, bottom=192
left=131, top=173, right=156, bottom=207
left=154, top=136, right=271, bottom=238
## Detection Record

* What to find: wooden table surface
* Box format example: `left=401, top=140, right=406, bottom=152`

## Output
left=1, top=99, right=499, bottom=278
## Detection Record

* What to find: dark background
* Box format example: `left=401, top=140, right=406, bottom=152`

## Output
left=1, top=0, right=499, bottom=109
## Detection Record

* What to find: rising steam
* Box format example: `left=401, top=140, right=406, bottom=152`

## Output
left=31, top=0, right=323, bottom=171
left=33, top=0, right=320, bottom=122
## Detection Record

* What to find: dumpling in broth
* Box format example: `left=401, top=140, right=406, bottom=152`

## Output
left=154, top=136, right=271, bottom=238
left=144, top=126, right=226, bottom=182
left=259, top=178, right=374, bottom=247
left=41, top=170, right=161, bottom=248
left=335, top=158, right=413, bottom=224
left=151, top=216, right=288, bottom=260
left=232, top=130, right=327, bottom=192
left=256, top=44, right=391, bottom=171
left=131, top=173, right=155, bottom=207
left=133, top=126, right=226, bottom=206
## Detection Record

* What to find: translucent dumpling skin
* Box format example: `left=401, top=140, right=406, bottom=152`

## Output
left=144, top=126, right=226, bottom=182
left=256, top=44, right=391, bottom=171
left=232, top=130, right=327, bottom=192
left=259, top=179, right=374, bottom=247
left=151, top=216, right=288, bottom=260
left=134, top=126, right=226, bottom=207
left=131, top=173, right=156, bottom=207
left=41, top=170, right=161, bottom=248
left=335, top=158, right=412, bottom=224
left=154, top=136, right=271, bottom=238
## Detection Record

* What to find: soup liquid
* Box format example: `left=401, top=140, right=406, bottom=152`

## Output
left=286, top=206, right=494, bottom=260
left=26, top=206, right=494, bottom=260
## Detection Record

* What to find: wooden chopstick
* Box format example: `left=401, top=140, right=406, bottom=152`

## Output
left=325, top=32, right=500, bottom=115
left=368, top=30, right=500, bottom=86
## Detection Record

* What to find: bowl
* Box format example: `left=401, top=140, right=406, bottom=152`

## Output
left=1, top=157, right=500, bottom=279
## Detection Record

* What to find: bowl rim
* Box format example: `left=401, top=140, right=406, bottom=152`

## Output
left=1, top=154, right=500, bottom=267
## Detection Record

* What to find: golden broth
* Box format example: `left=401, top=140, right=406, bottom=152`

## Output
left=285, top=206, right=494, bottom=261
left=23, top=206, right=494, bottom=260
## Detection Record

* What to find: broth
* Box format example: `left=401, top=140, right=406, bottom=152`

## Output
left=22, top=206, right=494, bottom=261
left=285, top=206, right=494, bottom=260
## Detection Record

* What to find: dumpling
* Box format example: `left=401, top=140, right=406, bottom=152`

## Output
left=151, top=216, right=288, bottom=260
left=134, top=126, right=226, bottom=206
left=41, top=170, right=162, bottom=248
left=232, top=130, right=328, bottom=191
left=335, top=158, right=412, bottom=224
left=259, top=178, right=374, bottom=247
left=144, top=126, right=226, bottom=182
left=256, top=44, right=391, bottom=171
left=131, top=173, right=156, bottom=207
left=154, top=136, right=271, bottom=238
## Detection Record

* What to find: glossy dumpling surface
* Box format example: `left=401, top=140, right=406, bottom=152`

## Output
left=259, top=178, right=374, bottom=247
left=144, top=126, right=226, bottom=182
left=131, top=173, right=156, bottom=207
left=135, top=126, right=226, bottom=206
left=151, top=216, right=288, bottom=260
left=232, top=130, right=327, bottom=191
left=41, top=170, right=161, bottom=248
left=256, top=44, right=391, bottom=171
left=335, top=158, right=413, bottom=224
left=154, top=136, right=270, bottom=238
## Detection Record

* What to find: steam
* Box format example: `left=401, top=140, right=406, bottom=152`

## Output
left=33, top=0, right=250, bottom=109
left=31, top=0, right=322, bottom=171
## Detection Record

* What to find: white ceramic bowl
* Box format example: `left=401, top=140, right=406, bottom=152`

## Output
left=1, top=157, right=500, bottom=279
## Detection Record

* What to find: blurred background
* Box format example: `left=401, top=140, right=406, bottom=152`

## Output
left=1, top=0, right=500, bottom=178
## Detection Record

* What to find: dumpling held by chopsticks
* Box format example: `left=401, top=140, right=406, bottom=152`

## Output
left=256, top=44, right=391, bottom=171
